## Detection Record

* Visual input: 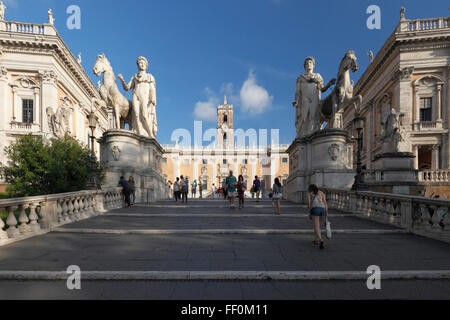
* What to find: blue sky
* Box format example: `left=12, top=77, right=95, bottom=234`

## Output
left=3, top=0, right=449, bottom=144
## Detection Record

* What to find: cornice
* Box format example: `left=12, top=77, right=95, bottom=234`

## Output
left=0, top=30, right=100, bottom=100
left=355, top=20, right=450, bottom=96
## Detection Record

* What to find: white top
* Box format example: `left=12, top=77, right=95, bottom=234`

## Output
left=311, top=193, right=326, bottom=209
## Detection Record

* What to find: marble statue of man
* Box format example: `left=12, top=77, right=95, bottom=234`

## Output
left=0, top=1, right=6, bottom=21
left=118, top=56, right=157, bottom=138
left=292, top=57, right=335, bottom=137
left=48, top=9, right=54, bottom=25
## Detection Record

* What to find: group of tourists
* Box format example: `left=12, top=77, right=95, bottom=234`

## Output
left=117, top=173, right=330, bottom=250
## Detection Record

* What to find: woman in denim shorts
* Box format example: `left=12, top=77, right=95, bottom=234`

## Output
left=307, top=184, right=328, bottom=249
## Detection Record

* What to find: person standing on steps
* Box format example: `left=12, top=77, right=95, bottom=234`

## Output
left=237, top=175, right=247, bottom=209
left=118, top=176, right=131, bottom=207
left=191, top=179, right=197, bottom=199
left=199, top=178, right=203, bottom=199
left=261, top=179, right=266, bottom=199
left=226, top=171, right=238, bottom=209
left=173, top=177, right=180, bottom=204
left=181, top=175, right=189, bottom=204
left=307, top=184, right=328, bottom=249
left=252, top=176, right=261, bottom=202
left=272, top=178, right=283, bottom=214
left=222, top=179, right=228, bottom=200
left=128, top=176, right=136, bottom=205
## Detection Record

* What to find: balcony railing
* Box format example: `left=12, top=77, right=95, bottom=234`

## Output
left=419, top=170, right=450, bottom=183
left=9, top=121, right=40, bottom=132
left=412, top=121, right=443, bottom=131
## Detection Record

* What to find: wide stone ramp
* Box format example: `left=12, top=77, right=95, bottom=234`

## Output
left=0, top=199, right=449, bottom=299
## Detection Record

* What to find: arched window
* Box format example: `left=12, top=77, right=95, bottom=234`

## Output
left=223, top=133, right=227, bottom=144
left=224, top=114, right=228, bottom=123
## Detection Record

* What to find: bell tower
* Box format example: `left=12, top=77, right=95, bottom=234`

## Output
left=217, top=96, right=234, bottom=148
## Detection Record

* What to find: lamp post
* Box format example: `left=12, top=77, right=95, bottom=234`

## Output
left=351, top=115, right=367, bottom=191
left=86, top=111, right=99, bottom=190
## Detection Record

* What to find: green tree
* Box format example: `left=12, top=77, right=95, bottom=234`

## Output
left=0, top=134, right=103, bottom=197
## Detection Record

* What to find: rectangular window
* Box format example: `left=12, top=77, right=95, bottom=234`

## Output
left=223, top=159, right=227, bottom=164
left=281, top=157, right=288, bottom=163
left=162, top=157, right=168, bottom=164
left=183, top=159, right=190, bottom=165
left=242, top=159, right=248, bottom=165
left=420, top=97, right=432, bottom=122
left=22, top=99, right=33, bottom=123
left=202, top=159, right=208, bottom=165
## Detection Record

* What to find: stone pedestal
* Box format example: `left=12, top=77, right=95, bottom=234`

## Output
left=284, top=129, right=355, bottom=204
left=98, top=129, right=168, bottom=203
left=368, top=152, right=418, bottom=194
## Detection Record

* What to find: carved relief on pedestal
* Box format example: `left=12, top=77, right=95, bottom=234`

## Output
left=111, top=145, right=121, bottom=161
left=328, top=144, right=341, bottom=161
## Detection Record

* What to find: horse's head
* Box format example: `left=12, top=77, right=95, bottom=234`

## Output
left=339, top=50, right=359, bottom=76
left=346, top=50, right=359, bottom=72
left=93, top=53, right=111, bottom=76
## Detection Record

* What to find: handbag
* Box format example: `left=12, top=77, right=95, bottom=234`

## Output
left=325, top=219, right=332, bottom=239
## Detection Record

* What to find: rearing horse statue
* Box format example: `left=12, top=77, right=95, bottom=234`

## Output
left=320, top=50, right=362, bottom=128
left=93, top=54, right=132, bottom=129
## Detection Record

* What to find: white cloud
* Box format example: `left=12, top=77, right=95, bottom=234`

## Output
left=239, top=70, right=273, bottom=114
left=193, top=87, right=218, bottom=122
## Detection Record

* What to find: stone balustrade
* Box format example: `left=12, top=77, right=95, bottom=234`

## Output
left=419, top=170, right=450, bottom=183
left=0, top=188, right=125, bottom=245
left=324, top=188, right=450, bottom=243
left=4, top=22, right=45, bottom=34
left=402, top=17, right=450, bottom=32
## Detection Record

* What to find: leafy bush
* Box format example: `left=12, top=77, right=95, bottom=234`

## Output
left=0, top=134, right=104, bottom=197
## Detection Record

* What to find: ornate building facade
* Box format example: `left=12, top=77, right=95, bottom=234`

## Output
left=0, top=11, right=108, bottom=190
left=342, top=10, right=450, bottom=190
left=162, top=97, right=290, bottom=194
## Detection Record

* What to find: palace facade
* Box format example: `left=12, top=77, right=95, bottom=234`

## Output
left=0, top=11, right=108, bottom=190
left=342, top=9, right=450, bottom=190
left=162, top=98, right=290, bottom=194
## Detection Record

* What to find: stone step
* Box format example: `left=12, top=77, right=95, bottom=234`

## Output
left=54, top=228, right=409, bottom=235
left=1, top=270, right=449, bottom=281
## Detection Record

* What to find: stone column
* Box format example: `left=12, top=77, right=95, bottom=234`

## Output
left=437, top=84, right=443, bottom=121
left=0, top=67, right=9, bottom=130
left=33, top=88, right=40, bottom=129
left=39, top=70, right=58, bottom=134
left=212, top=158, right=217, bottom=188
left=193, top=158, right=199, bottom=182
left=413, top=145, right=419, bottom=170
left=395, top=67, right=414, bottom=126
left=367, top=100, right=375, bottom=170
left=174, top=157, right=180, bottom=180
left=447, top=67, right=450, bottom=169
left=432, top=145, right=440, bottom=170
left=251, top=157, right=257, bottom=182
